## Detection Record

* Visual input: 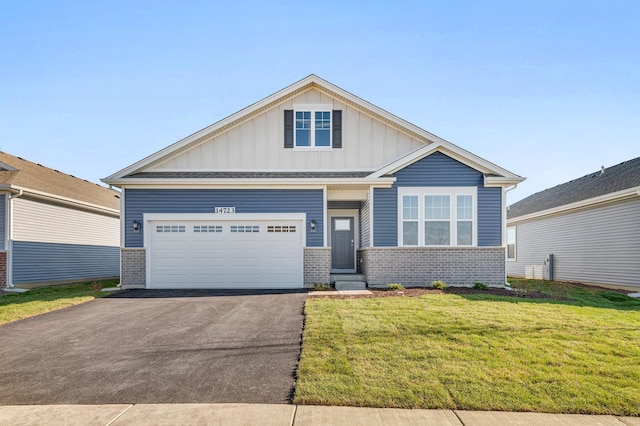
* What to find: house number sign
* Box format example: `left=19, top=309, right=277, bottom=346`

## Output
left=214, top=207, right=236, bottom=214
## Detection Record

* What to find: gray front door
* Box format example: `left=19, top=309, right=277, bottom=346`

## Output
left=331, top=217, right=355, bottom=271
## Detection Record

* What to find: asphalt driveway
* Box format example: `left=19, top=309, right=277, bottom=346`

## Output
left=0, top=289, right=307, bottom=405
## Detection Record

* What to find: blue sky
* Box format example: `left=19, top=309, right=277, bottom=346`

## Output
left=1, top=1, right=638, bottom=203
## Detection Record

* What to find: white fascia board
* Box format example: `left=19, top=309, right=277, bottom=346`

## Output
left=484, top=176, right=526, bottom=187
left=507, top=186, right=640, bottom=224
left=368, top=142, right=524, bottom=181
left=105, top=177, right=396, bottom=188
left=0, top=184, right=120, bottom=217
left=144, top=212, right=307, bottom=222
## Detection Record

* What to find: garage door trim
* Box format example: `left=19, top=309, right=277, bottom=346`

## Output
left=143, top=213, right=307, bottom=289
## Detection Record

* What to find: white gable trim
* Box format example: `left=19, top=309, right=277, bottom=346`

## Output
left=368, top=141, right=524, bottom=184
left=104, top=75, right=452, bottom=181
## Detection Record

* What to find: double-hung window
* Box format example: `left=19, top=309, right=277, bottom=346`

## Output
left=293, top=104, right=332, bottom=148
left=398, top=187, right=477, bottom=246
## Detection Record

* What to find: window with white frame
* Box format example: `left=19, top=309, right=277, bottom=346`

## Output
left=294, top=105, right=331, bottom=148
left=398, top=187, right=477, bottom=247
left=507, top=226, right=516, bottom=260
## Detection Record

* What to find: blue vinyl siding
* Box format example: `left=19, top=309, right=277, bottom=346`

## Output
left=478, top=187, right=502, bottom=246
left=373, top=187, right=397, bottom=246
left=393, top=152, right=484, bottom=187
left=125, top=189, right=324, bottom=247
left=372, top=152, right=502, bottom=247
left=12, top=241, right=119, bottom=284
left=0, top=194, right=5, bottom=250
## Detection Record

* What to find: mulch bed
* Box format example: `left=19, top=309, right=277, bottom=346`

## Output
left=313, top=287, right=561, bottom=300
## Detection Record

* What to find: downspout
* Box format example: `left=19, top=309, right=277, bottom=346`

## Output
left=5, top=189, right=24, bottom=289
left=9, top=189, right=23, bottom=199
left=503, top=184, right=518, bottom=288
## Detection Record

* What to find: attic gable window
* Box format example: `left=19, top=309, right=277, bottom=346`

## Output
left=284, top=106, right=342, bottom=149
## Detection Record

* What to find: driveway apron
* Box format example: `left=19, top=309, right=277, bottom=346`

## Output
left=0, top=289, right=307, bottom=405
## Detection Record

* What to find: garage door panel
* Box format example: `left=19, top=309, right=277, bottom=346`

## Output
left=148, top=218, right=303, bottom=289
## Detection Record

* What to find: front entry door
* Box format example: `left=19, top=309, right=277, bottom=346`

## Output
left=331, top=217, right=355, bottom=271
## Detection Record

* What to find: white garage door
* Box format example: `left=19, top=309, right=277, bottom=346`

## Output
left=147, top=216, right=304, bottom=289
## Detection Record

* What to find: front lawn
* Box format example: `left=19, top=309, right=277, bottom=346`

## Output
left=0, top=280, right=118, bottom=325
left=294, top=286, right=640, bottom=415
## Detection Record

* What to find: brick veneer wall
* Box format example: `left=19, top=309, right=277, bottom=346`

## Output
left=359, top=247, right=506, bottom=287
left=0, top=251, right=6, bottom=288
left=304, top=247, right=331, bottom=288
left=121, top=248, right=146, bottom=289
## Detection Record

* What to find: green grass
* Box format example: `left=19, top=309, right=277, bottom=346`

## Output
left=0, top=280, right=118, bottom=325
left=294, top=286, right=640, bottom=415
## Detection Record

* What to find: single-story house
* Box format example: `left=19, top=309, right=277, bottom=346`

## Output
left=507, top=157, right=640, bottom=288
left=103, top=75, right=524, bottom=290
left=0, top=152, right=120, bottom=289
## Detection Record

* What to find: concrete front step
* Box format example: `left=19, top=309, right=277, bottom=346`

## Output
left=330, top=274, right=365, bottom=283
left=335, top=281, right=367, bottom=291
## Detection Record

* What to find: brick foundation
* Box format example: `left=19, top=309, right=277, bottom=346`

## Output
left=0, top=251, right=6, bottom=288
left=359, top=246, right=506, bottom=288
left=121, top=248, right=146, bottom=289
left=304, top=247, right=331, bottom=288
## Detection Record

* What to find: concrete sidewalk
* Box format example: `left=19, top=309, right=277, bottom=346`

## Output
left=0, top=404, right=638, bottom=426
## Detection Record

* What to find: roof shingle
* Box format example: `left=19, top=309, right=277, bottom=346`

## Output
left=0, top=152, right=120, bottom=210
left=507, top=156, right=640, bottom=219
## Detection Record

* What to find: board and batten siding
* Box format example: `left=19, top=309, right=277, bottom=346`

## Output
left=124, top=188, right=324, bottom=248
left=148, top=88, right=425, bottom=172
left=507, top=198, right=640, bottom=288
left=372, top=152, right=502, bottom=247
left=0, top=193, right=6, bottom=250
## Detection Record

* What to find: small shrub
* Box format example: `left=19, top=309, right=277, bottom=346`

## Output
left=432, top=280, right=447, bottom=290
left=473, top=282, right=489, bottom=290
left=386, top=283, right=404, bottom=291
left=312, top=283, right=332, bottom=291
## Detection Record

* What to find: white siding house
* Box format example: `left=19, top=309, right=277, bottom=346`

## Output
left=0, top=152, right=120, bottom=289
left=507, top=157, right=640, bottom=289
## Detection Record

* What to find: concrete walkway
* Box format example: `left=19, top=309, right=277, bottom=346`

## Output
left=0, top=404, right=638, bottom=426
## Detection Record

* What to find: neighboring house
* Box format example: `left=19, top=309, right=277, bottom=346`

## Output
left=0, top=152, right=120, bottom=289
left=103, top=75, right=524, bottom=290
left=507, top=157, right=640, bottom=288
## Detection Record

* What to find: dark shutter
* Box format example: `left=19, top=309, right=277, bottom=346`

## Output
left=284, top=110, right=293, bottom=148
left=332, top=110, right=342, bottom=148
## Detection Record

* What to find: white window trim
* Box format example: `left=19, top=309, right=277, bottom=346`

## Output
left=507, top=226, right=517, bottom=261
left=397, top=187, right=478, bottom=247
left=292, top=103, right=333, bottom=150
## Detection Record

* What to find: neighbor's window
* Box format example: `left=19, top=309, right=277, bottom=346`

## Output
left=398, top=188, right=476, bottom=247
left=294, top=106, right=332, bottom=148
left=507, top=226, right=516, bottom=260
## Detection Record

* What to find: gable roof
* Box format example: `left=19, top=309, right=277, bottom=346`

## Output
left=104, top=74, right=522, bottom=185
left=508, top=156, right=640, bottom=220
left=367, top=141, right=524, bottom=185
left=0, top=151, right=120, bottom=211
